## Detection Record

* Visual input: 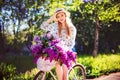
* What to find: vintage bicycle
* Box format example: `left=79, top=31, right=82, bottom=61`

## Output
left=33, top=57, right=86, bottom=80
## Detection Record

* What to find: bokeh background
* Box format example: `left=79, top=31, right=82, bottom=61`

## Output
left=0, top=0, right=120, bottom=79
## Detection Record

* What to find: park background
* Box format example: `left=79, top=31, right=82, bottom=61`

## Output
left=0, top=0, right=120, bottom=79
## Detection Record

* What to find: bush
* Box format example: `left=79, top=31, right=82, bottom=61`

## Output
left=0, top=62, right=39, bottom=80
left=11, top=68, right=39, bottom=80
left=0, top=62, right=16, bottom=80
left=77, top=53, right=120, bottom=78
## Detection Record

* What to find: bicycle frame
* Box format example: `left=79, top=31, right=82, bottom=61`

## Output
left=34, top=63, right=86, bottom=80
left=49, top=71, right=57, bottom=80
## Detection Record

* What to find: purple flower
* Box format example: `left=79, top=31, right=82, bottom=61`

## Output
left=65, top=60, right=72, bottom=69
left=59, top=51, right=67, bottom=63
left=33, top=35, right=40, bottom=42
left=30, top=44, right=42, bottom=56
left=48, top=38, right=60, bottom=46
left=30, top=32, right=76, bottom=69
left=38, top=40, right=43, bottom=46
left=46, top=32, right=52, bottom=39
left=43, top=47, right=57, bottom=62
left=34, top=55, right=40, bottom=64
left=67, top=51, right=77, bottom=63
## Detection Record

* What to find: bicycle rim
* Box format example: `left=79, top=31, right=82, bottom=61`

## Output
left=68, top=64, right=86, bottom=80
left=34, top=70, right=56, bottom=80
left=33, top=71, right=45, bottom=80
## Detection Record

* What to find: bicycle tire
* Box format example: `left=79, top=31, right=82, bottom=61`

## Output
left=33, top=70, right=56, bottom=80
left=68, top=64, right=86, bottom=80
left=33, top=71, right=45, bottom=80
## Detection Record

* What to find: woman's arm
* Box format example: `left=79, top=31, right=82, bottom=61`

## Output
left=66, top=26, right=77, bottom=50
left=40, top=16, right=56, bottom=31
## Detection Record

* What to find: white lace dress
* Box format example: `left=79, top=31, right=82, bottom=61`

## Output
left=41, top=22, right=76, bottom=51
left=37, top=22, right=77, bottom=71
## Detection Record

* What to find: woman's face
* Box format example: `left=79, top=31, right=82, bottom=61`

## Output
left=56, top=12, right=66, bottom=23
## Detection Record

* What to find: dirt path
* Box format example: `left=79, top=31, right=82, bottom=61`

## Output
left=86, top=72, right=120, bottom=80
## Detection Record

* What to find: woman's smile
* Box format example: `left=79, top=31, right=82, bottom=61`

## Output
left=56, top=12, right=66, bottom=23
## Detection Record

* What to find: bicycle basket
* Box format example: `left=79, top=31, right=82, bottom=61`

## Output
left=37, top=57, right=56, bottom=72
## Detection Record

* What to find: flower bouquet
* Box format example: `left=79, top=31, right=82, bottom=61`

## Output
left=30, top=31, right=76, bottom=71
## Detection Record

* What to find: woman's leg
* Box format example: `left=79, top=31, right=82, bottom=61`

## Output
left=55, top=62, right=63, bottom=80
left=62, top=64, right=68, bottom=80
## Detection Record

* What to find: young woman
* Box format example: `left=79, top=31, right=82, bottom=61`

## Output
left=40, top=8, right=77, bottom=80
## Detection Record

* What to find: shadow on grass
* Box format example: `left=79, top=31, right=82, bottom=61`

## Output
left=0, top=53, right=36, bottom=73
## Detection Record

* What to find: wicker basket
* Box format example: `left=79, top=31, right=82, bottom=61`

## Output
left=36, top=57, right=56, bottom=72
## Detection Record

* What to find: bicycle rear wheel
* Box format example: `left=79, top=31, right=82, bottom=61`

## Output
left=33, top=71, right=46, bottom=80
left=68, top=64, right=86, bottom=80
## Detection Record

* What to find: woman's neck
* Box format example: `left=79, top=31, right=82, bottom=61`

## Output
left=61, top=22, right=66, bottom=28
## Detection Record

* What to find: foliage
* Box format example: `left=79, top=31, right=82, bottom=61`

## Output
left=0, top=0, right=48, bottom=53
left=77, top=53, right=120, bottom=77
left=8, top=68, right=39, bottom=80
left=70, top=0, right=120, bottom=54
left=0, top=0, right=120, bottom=54
left=0, top=62, right=16, bottom=80
left=0, top=54, right=35, bottom=72
left=0, top=62, right=38, bottom=80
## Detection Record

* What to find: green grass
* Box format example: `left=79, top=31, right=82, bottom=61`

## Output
left=0, top=53, right=120, bottom=79
left=77, top=53, right=120, bottom=78
left=0, top=54, right=36, bottom=73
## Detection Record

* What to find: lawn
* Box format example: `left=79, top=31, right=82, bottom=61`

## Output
left=0, top=53, right=120, bottom=79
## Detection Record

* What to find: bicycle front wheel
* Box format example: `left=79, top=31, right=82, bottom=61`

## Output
left=33, top=70, right=57, bottom=80
left=68, top=64, right=86, bottom=80
left=33, top=71, right=46, bottom=80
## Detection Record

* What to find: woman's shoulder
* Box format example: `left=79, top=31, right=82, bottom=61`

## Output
left=69, top=26, right=76, bottom=31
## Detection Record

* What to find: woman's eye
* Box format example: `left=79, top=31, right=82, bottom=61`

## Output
left=57, top=16, right=59, bottom=18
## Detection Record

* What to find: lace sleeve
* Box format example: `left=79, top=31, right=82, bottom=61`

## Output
left=40, top=22, right=57, bottom=32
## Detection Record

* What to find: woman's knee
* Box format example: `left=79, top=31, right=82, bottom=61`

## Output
left=62, top=64, right=68, bottom=73
left=62, top=64, right=68, bottom=69
left=55, top=62, right=61, bottom=68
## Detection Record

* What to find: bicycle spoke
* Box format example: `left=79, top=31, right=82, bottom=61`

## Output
left=68, top=64, right=86, bottom=80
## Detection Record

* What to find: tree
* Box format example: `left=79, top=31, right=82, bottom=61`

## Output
left=82, top=0, right=120, bottom=57
left=0, top=0, right=119, bottom=55
left=65, top=0, right=120, bottom=56
left=92, top=0, right=100, bottom=57
left=0, top=0, right=47, bottom=53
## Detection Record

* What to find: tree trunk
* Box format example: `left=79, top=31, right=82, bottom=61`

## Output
left=0, top=22, right=5, bottom=54
left=93, top=8, right=99, bottom=57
